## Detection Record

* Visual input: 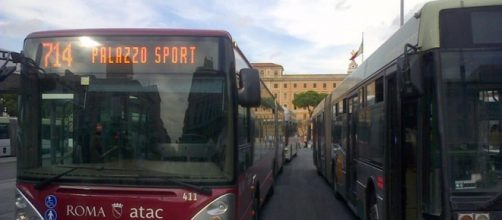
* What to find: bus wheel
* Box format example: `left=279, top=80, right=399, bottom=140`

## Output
left=367, top=193, right=379, bottom=220
left=252, top=192, right=260, bottom=220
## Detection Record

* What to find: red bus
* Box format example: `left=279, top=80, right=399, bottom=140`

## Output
left=11, top=29, right=279, bottom=220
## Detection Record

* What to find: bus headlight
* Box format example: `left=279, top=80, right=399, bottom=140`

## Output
left=458, top=213, right=490, bottom=220
left=459, top=214, right=473, bottom=220
left=15, top=189, right=43, bottom=220
left=191, top=194, right=235, bottom=220
left=475, top=213, right=489, bottom=220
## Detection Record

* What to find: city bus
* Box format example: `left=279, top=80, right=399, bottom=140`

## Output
left=11, top=29, right=280, bottom=220
left=283, top=108, right=299, bottom=162
left=312, top=0, right=502, bottom=219
left=0, top=116, right=12, bottom=157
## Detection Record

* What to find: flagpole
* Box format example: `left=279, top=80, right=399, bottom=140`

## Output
left=361, top=32, right=364, bottom=63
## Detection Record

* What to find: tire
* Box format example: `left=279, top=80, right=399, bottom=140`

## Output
left=367, top=193, right=379, bottom=220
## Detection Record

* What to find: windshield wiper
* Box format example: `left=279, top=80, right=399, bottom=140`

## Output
left=34, top=166, right=105, bottom=190
left=33, top=166, right=140, bottom=190
left=136, top=175, right=212, bottom=196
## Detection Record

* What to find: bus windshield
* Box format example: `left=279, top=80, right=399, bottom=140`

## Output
left=18, top=36, right=234, bottom=186
left=0, top=124, right=9, bottom=139
left=440, top=49, right=502, bottom=194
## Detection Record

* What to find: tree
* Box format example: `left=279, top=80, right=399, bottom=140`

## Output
left=292, top=90, right=328, bottom=119
left=292, top=90, right=328, bottom=142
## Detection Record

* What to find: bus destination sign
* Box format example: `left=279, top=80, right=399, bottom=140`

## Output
left=41, top=42, right=198, bottom=68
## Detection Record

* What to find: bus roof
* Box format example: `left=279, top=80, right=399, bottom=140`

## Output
left=419, top=0, right=502, bottom=51
left=311, top=98, right=326, bottom=120
left=26, top=28, right=232, bottom=40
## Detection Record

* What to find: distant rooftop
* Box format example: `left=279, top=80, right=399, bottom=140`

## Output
left=251, top=63, right=284, bottom=69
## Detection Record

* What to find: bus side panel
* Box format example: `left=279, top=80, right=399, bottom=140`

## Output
left=354, top=162, right=385, bottom=219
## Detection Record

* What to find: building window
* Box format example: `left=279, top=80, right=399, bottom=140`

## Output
left=323, top=83, right=326, bottom=88
left=294, top=106, right=297, bottom=110
left=333, top=83, right=336, bottom=88
left=284, top=104, right=287, bottom=108
left=313, top=83, right=317, bottom=88
left=274, top=70, right=278, bottom=76
left=260, top=70, right=264, bottom=75
left=284, top=83, right=287, bottom=88
left=304, top=83, right=307, bottom=88
left=274, top=83, right=278, bottom=88
left=284, top=93, right=287, bottom=99
left=293, top=83, right=297, bottom=88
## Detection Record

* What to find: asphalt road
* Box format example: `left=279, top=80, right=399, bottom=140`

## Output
left=261, top=148, right=358, bottom=220
left=0, top=157, right=16, bottom=220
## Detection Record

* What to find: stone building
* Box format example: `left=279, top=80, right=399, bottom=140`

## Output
left=251, top=63, right=347, bottom=140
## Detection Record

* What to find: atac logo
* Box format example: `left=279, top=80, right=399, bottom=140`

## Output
left=112, top=203, right=124, bottom=219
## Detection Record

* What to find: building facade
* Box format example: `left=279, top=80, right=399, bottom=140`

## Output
left=251, top=63, right=347, bottom=140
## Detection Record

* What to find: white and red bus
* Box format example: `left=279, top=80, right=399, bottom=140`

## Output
left=11, top=29, right=280, bottom=220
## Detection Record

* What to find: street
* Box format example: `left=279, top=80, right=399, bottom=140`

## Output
left=0, top=157, right=15, bottom=220
left=261, top=148, right=357, bottom=220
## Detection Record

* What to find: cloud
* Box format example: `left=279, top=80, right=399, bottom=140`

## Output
left=0, top=0, right=429, bottom=73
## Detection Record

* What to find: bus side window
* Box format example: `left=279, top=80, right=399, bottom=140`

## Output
left=238, top=105, right=252, bottom=172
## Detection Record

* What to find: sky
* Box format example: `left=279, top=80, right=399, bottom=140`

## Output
left=0, top=0, right=429, bottom=74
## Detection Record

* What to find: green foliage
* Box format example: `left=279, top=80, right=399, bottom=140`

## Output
left=261, top=96, right=276, bottom=109
left=292, top=90, right=328, bottom=117
left=0, top=94, right=18, bottom=116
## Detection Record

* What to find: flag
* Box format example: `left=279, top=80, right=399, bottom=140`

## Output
left=349, top=40, right=363, bottom=61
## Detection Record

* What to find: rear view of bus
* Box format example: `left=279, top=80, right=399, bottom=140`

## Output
left=0, top=117, right=11, bottom=157
left=14, top=29, right=260, bottom=220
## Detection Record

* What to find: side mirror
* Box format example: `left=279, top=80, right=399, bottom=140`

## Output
left=238, top=68, right=261, bottom=107
left=398, top=44, right=423, bottom=98
left=0, top=51, right=21, bottom=82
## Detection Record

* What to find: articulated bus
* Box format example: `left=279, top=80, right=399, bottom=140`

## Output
left=11, top=29, right=281, bottom=220
left=312, top=0, right=502, bottom=219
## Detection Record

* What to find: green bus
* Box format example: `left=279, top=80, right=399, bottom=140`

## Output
left=312, top=0, right=502, bottom=219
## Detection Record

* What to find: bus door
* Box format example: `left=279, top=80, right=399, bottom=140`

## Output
left=386, top=74, right=420, bottom=220
left=313, top=118, right=318, bottom=168
left=347, top=94, right=359, bottom=201
left=386, top=75, right=403, bottom=219
left=319, top=113, right=326, bottom=175
left=402, top=99, right=419, bottom=220
left=335, top=109, right=349, bottom=197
